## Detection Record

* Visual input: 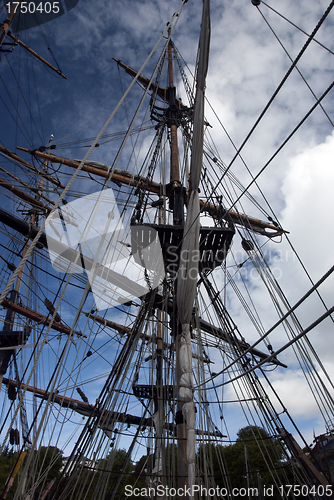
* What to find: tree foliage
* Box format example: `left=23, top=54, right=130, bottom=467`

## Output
left=58, top=448, right=134, bottom=500
left=0, top=445, right=63, bottom=500
left=199, top=425, right=292, bottom=499
left=224, top=426, right=285, bottom=487
left=0, top=447, right=20, bottom=499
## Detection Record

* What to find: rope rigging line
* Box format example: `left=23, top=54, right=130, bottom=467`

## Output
left=214, top=360, right=291, bottom=486
left=35, top=22, right=62, bottom=73
left=54, top=299, right=156, bottom=494
left=203, top=108, right=277, bottom=224
left=245, top=256, right=334, bottom=410
left=284, top=233, right=334, bottom=328
left=0, top=72, right=38, bottom=149
left=209, top=230, right=333, bottom=414
left=203, top=141, right=272, bottom=221
left=0, top=94, right=33, bottom=149
left=173, top=43, right=279, bottom=234
left=29, top=52, right=46, bottom=142
left=5, top=50, right=45, bottom=145
left=257, top=6, right=334, bottom=128
left=197, top=263, right=334, bottom=387
left=260, top=0, right=334, bottom=56
left=57, top=346, right=150, bottom=494
left=10, top=281, right=93, bottom=495
left=49, top=122, right=155, bottom=150
left=215, top=349, right=313, bottom=486
left=230, top=377, right=287, bottom=486
left=225, top=75, right=334, bottom=215
left=205, top=303, right=334, bottom=392
left=57, top=314, right=134, bottom=390
left=260, top=365, right=333, bottom=454
left=208, top=0, right=334, bottom=197
left=0, top=256, right=86, bottom=437
left=172, top=54, right=273, bottom=228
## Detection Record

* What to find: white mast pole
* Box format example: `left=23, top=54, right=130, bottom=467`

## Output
left=176, top=1, right=211, bottom=498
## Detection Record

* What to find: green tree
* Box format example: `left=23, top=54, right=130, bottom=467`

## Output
left=0, top=445, right=63, bottom=500
left=0, top=447, right=21, bottom=499
left=199, top=426, right=292, bottom=499
left=25, top=446, right=63, bottom=499
left=231, top=425, right=286, bottom=489
left=59, top=448, right=134, bottom=500
left=99, top=448, right=134, bottom=499
left=33, top=446, right=64, bottom=484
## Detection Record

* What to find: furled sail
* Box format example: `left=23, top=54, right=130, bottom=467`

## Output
left=176, top=0, right=211, bottom=496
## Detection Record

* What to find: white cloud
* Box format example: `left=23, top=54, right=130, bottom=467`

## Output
left=262, top=369, right=325, bottom=434
left=281, top=132, right=334, bottom=279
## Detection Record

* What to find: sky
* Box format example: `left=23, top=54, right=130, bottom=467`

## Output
left=1, top=0, right=334, bottom=460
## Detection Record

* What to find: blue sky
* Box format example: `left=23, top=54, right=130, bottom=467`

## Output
left=1, top=0, right=334, bottom=462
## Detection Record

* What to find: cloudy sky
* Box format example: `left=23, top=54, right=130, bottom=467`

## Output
left=1, top=0, right=334, bottom=454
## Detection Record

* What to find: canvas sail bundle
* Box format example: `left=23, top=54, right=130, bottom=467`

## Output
left=177, top=0, right=211, bottom=495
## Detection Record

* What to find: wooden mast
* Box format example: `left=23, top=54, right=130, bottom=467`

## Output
left=166, top=37, right=188, bottom=491
left=0, top=1, right=19, bottom=49
left=168, top=41, right=180, bottom=188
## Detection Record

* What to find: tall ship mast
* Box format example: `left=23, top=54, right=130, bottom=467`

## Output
left=0, top=1, right=334, bottom=499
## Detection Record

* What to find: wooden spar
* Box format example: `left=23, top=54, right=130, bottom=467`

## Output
left=0, top=165, right=55, bottom=206
left=0, top=176, right=51, bottom=214
left=112, top=58, right=186, bottom=110
left=7, top=32, right=67, bottom=79
left=84, top=311, right=212, bottom=364
left=16, top=148, right=286, bottom=236
left=0, top=145, right=65, bottom=189
left=0, top=176, right=77, bottom=225
left=0, top=1, right=19, bottom=48
left=0, top=299, right=86, bottom=338
left=0, top=175, right=49, bottom=211
left=279, top=429, right=332, bottom=488
left=1, top=377, right=224, bottom=438
left=200, top=201, right=287, bottom=236
left=16, top=147, right=161, bottom=194
left=84, top=312, right=131, bottom=335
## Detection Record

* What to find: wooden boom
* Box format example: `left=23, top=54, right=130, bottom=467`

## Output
left=16, top=147, right=286, bottom=237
